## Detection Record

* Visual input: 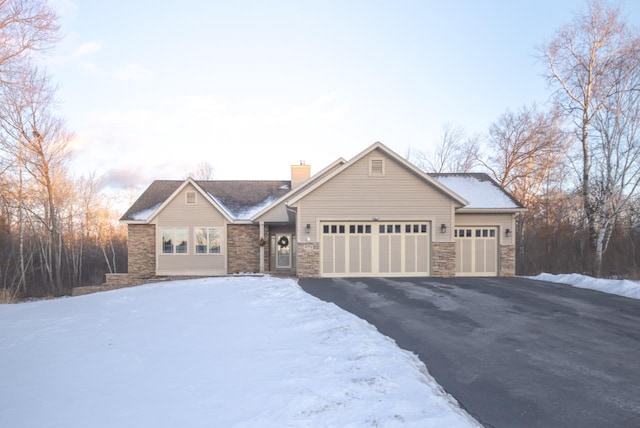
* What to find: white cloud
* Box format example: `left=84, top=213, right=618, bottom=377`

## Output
left=79, top=61, right=100, bottom=74
left=73, top=41, right=102, bottom=57
left=114, top=64, right=153, bottom=81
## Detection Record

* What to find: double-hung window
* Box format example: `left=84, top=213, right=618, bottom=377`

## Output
left=195, top=227, right=221, bottom=254
left=162, top=228, right=188, bottom=254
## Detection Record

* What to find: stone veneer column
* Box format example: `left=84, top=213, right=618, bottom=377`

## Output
left=262, top=225, right=270, bottom=271
left=297, top=242, right=320, bottom=277
left=227, top=224, right=261, bottom=273
left=432, top=242, right=456, bottom=277
left=499, top=245, right=516, bottom=277
left=128, top=224, right=156, bottom=278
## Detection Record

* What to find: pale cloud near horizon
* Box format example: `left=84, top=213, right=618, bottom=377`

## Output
left=114, top=64, right=153, bottom=81
left=68, top=93, right=357, bottom=187
left=73, top=41, right=102, bottom=57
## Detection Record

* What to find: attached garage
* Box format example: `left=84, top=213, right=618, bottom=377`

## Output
left=320, top=221, right=431, bottom=277
left=454, top=227, right=498, bottom=276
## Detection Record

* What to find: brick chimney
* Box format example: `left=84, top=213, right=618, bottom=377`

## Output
left=291, top=161, right=311, bottom=189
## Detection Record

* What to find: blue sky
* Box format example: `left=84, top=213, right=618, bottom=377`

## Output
left=45, top=0, right=640, bottom=192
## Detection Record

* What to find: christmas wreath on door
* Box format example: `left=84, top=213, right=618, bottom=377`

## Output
left=277, top=236, right=289, bottom=248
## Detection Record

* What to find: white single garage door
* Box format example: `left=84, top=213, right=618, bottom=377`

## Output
left=320, top=221, right=430, bottom=277
left=455, top=227, right=498, bottom=276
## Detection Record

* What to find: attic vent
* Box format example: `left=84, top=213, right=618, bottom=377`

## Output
left=186, top=191, right=197, bottom=204
left=370, top=158, right=384, bottom=176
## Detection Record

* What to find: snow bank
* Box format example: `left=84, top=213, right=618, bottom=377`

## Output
left=0, top=276, right=479, bottom=428
left=528, top=273, right=640, bottom=300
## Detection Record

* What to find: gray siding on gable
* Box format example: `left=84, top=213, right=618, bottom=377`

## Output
left=297, top=149, right=455, bottom=242
left=155, top=184, right=228, bottom=275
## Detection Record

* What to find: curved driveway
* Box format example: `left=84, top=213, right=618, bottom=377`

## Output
left=299, top=277, right=640, bottom=428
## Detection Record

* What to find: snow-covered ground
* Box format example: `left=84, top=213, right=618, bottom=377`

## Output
left=528, top=273, right=640, bottom=300
left=0, top=276, right=479, bottom=428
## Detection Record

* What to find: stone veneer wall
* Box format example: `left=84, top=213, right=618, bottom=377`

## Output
left=227, top=224, right=261, bottom=273
left=128, top=224, right=156, bottom=277
left=432, top=241, right=456, bottom=277
left=499, top=245, right=516, bottom=277
left=297, top=242, right=320, bottom=277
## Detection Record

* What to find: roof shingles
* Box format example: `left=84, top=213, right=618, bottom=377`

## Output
left=120, top=180, right=292, bottom=221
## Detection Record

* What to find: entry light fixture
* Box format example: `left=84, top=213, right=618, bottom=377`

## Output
left=372, top=216, right=379, bottom=221
left=505, top=228, right=512, bottom=237
left=440, top=224, right=447, bottom=233
left=305, top=223, right=311, bottom=232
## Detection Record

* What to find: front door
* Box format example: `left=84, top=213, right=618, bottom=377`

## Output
left=276, top=234, right=292, bottom=268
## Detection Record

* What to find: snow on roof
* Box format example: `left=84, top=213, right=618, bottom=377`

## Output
left=228, top=196, right=280, bottom=220
left=432, top=174, right=522, bottom=209
left=208, top=193, right=280, bottom=220
left=129, top=202, right=162, bottom=221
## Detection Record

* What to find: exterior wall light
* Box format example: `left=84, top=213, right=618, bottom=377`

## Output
left=305, top=224, right=311, bottom=232
left=441, top=224, right=447, bottom=233
left=505, top=228, right=512, bottom=237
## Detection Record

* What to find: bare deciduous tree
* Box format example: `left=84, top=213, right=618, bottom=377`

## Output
left=409, top=124, right=480, bottom=173
left=588, top=58, right=640, bottom=275
left=540, top=0, right=640, bottom=263
left=482, top=105, right=569, bottom=208
left=0, top=0, right=59, bottom=84
left=187, top=161, right=215, bottom=180
left=0, top=67, right=72, bottom=295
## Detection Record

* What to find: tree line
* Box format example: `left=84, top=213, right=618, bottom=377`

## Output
left=0, top=1, right=126, bottom=300
left=409, top=1, right=640, bottom=279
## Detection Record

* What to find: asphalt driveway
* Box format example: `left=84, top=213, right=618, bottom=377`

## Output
left=298, top=277, right=640, bottom=428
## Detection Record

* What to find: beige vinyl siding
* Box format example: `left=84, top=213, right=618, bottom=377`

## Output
left=156, top=184, right=227, bottom=275
left=298, top=149, right=454, bottom=242
left=256, top=201, right=291, bottom=222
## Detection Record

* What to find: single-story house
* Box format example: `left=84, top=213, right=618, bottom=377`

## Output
left=116, top=142, right=525, bottom=284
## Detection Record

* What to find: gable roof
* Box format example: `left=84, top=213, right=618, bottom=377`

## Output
left=286, top=142, right=470, bottom=207
left=120, top=178, right=292, bottom=223
left=430, top=173, right=526, bottom=211
left=251, top=157, right=347, bottom=222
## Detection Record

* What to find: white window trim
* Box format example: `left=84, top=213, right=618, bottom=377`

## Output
left=194, top=226, right=223, bottom=255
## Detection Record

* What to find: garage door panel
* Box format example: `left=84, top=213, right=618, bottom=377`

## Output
left=349, top=236, right=361, bottom=273
left=379, top=236, right=390, bottom=273
left=475, top=241, right=486, bottom=272
left=390, top=236, right=402, bottom=273
left=361, top=236, right=372, bottom=273
left=416, top=235, right=429, bottom=272
left=405, top=235, right=416, bottom=272
left=334, top=236, right=346, bottom=274
left=322, top=236, right=334, bottom=274
left=486, top=240, right=496, bottom=271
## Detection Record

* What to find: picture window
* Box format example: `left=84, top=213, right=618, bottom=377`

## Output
left=162, top=228, right=188, bottom=254
left=195, top=227, right=221, bottom=254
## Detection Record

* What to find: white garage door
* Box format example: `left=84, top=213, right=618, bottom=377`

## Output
left=320, top=222, right=430, bottom=277
left=455, top=227, right=498, bottom=276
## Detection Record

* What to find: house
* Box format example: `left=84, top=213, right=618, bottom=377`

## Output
left=115, top=142, right=525, bottom=285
